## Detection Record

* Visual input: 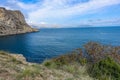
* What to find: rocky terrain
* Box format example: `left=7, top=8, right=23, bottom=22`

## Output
left=0, top=7, right=38, bottom=36
left=0, top=42, right=120, bottom=80
left=0, top=51, right=93, bottom=80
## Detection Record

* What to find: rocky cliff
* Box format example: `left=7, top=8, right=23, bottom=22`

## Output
left=0, top=7, right=38, bottom=36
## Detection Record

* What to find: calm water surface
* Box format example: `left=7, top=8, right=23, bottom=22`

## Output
left=0, top=27, right=120, bottom=63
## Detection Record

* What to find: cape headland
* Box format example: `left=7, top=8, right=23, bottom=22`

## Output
left=0, top=7, right=38, bottom=36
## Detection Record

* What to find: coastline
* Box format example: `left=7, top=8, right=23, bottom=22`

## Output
left=0, top=28, right=39, bottom=37
left=0, top=42, right=120, bottom=80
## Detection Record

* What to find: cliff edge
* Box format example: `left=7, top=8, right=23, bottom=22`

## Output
left=0, top=7, right=38, bottom=36
left=0, top=51, right=93, bottom=80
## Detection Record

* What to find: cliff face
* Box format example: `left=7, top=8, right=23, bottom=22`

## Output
left=0, top=7, right=37, bottom=36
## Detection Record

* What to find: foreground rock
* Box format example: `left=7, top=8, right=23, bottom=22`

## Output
left=0, top=7, right=38, bottom=36
left=0, top=51, right=93, bottom=80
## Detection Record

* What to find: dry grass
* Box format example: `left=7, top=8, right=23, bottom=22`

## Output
left=0, top=51, right=94, bottom=80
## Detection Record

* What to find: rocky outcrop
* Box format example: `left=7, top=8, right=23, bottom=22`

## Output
left=0, top=51, right=93, bottom=80
left=0, top=7, right=38, bottom=36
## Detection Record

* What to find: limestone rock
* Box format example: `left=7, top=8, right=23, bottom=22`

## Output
left=0, top=7, right=38, bottom=36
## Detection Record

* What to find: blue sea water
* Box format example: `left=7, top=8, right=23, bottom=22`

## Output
left=0, top=27, right=120, bottom=63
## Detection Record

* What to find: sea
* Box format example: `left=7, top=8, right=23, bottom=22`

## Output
left=0, top=26, right=120, bottom=63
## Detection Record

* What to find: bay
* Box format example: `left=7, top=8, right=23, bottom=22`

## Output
left=0, top=26, right=120, bottom=63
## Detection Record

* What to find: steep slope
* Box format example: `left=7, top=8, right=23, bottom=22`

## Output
left=0, top=7, right=37, bottom=36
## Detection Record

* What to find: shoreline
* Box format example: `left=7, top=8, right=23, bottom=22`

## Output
left=0, top=29, right=39, bottom=37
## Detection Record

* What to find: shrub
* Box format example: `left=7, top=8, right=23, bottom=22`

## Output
left=43, top=60, right=52, bottom=67
left=52, top=52, right=83, bottom=66
left=88, top=57, right=120, bottom=80
left=84, top=42, right=120, bottom=63
left=43, top=49, right=85, bottom=68
left=43, top=60, right=58, bottom=68
left=79, top=58, right=87, bottom=65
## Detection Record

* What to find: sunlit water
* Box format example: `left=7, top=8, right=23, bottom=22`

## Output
left=0, top=27, right=120, bottom=63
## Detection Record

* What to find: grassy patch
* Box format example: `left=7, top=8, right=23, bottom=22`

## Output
left=65, top=78, right=75, bottom=80
left=0, top=51, right=9, bottom=55
left=16, top=65, right=41, bottom=79
left=63, top=65, right=76, bottom=73
left=10, top=57, right=23, bottom=64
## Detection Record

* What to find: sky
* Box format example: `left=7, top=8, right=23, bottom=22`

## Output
left=0, top=0, right=120, bottom=28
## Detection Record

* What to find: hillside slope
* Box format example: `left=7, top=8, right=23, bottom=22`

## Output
left=0, top=52, right=93, bottom=80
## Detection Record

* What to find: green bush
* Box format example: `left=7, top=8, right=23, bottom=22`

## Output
left=79, top=58, right=87, bottom=65
left=43, top=60, right=58, bottom=68
left=43, top=60, right=52, bottom=67
left=89, top=57, right=120, bottom=80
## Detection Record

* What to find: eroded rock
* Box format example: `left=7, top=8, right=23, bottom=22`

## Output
left=0, top=7, right=38, bottom=36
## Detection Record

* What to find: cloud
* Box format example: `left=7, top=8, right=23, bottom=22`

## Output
left=27, top=0, right=120, bottom=23
left=30, top=18, right=120, bottom=28
left=0, top=0, right=120, bottom=27
left=82, top=18, right=120, bottom=26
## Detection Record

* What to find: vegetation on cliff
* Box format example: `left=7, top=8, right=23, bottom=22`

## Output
left=44, top=42, right=120, bottom=80
left=0, top=51, right=93, bottom=80
left=0, top=42, right=120, bottom=80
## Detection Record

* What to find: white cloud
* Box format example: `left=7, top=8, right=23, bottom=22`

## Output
left=26, top=0, right=120, bottom=24
left=0, top=0, right=120, bottom=27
